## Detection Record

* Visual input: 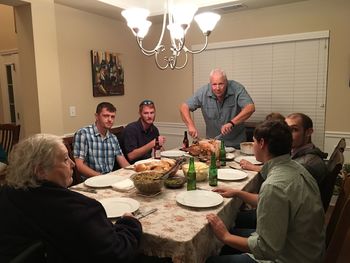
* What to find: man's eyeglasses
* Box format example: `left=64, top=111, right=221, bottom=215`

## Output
left=139, top=100, right=154, bottom=107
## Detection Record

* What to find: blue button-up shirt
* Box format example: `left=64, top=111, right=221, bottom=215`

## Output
left=73, top=124, right=123, bottom=176
left=186, top=80, right=254, bottom=147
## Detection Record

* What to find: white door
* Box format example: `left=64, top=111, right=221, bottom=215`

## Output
left=0, top=52, right=21, bottom=124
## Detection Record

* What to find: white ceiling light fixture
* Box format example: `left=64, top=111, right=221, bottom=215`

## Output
left=121, top=0, right=221, bottom=70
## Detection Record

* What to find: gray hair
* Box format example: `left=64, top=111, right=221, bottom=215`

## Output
left=209, top=68, right=227, bottom=81
left=6, top=134, right=62, bottom=189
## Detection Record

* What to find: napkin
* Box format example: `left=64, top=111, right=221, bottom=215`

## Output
left=111, top=179, right=134, bottom=192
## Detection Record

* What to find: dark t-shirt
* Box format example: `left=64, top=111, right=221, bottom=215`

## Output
left=123, top=119, right=159, bottom=164
left=0, top=144, right=7, bottom=164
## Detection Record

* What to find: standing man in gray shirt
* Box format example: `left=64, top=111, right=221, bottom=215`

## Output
left=180, top=68, right=255, bottom=148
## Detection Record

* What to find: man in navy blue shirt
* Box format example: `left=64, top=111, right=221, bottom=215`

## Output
left=123, top=100, right=166, bottom=164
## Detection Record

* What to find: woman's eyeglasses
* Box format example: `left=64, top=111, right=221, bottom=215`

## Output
left=139, top=100, right=154, bottom=106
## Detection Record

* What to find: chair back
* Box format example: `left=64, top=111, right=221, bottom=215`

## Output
left=62, top=136, right=82, bottom=185
left=326, top=173, right=350, bottom=246
left=0, top=123, right=21, bottom=155
left=320, top=138, right=346, bottom=211
left=324, top=196, right=350, bottom=263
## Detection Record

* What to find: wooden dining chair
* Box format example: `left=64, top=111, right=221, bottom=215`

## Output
left=0, top=123, right=21, bottom=155
left=324, top=196, right=350, bottom=263
left=326, top=173, right=350, bottom=246
left=320, top=138, right=346, bottom=211
left=62, top=136, right=82, bottom=185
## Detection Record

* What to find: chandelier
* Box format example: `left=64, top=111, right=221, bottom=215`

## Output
left=121, top=1, right=221, bottom=70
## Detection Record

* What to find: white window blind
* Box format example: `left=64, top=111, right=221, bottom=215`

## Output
left=193, top=31, right=329, bottom=149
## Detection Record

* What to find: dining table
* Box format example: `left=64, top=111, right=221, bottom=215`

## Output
left=70, top=150, right=261, bottom=263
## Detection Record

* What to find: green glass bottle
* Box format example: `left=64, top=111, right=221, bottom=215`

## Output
left=187, top=157, right=196, bottom=191
left=209, top=152, right=218, bottom=186
left=219, top=140, right=226, bottom=167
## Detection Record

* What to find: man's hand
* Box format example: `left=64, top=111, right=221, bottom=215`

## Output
left=158, top=136, right=166, bottom=146
left=206, top=213, right=230, bottom=243
left=212, top=187, right=240, bottom=198
left=188, top=125, right=198, bottom=139
left=221, top=122, right=234, bottom=135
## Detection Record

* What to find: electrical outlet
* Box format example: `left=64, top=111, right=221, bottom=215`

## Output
left=69, top=106, right=76, bottom=117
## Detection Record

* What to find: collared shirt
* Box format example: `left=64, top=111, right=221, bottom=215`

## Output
left=73, top=124, right=123, bottom=176
left=123, top=119, right=160, bottom=164
left=247, top=154, right=325, bottom=263
left=186, top=80, right=254, bottom=148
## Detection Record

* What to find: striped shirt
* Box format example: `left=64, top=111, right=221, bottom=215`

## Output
left=73, top=124, right=123, bottom=176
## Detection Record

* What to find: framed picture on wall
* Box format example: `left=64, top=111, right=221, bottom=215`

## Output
left=90, top=50, right=124, bottom=97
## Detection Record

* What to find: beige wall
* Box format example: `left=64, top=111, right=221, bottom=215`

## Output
left=0, top=4, right=17, bottom=51
left=1, top=0, right=350, bottom=138
left=55, top=4, right=148, bottom=134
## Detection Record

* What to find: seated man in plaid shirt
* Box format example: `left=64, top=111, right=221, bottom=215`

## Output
left=73, top=102, right=129, bottom=180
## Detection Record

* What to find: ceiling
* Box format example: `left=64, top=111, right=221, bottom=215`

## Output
left=54, top=0, right=309, bottom=21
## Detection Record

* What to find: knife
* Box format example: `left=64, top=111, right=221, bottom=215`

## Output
left=214, top=134, right=223, bottom=140
left=136, top=208, right=158, bottom=219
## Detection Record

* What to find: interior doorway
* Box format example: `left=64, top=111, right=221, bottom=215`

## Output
left=0, top=52, right=21, bottom=125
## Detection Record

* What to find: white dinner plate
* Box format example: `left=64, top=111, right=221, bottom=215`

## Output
left=176, top=190, right=223, bottom=208
left=234, top=155, right=262, bottom=165
left=226, top=152, right=235, bottom=160
left=99, top=197, right=139, bottom=218
left=160, top=150, right=184, bottom=158
left=84, top=174, right=127, bottom=188
left=225, top=147, right=236, bottom=153
left=218, top=169, right=248, bottom=181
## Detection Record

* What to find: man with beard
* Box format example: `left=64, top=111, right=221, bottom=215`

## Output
left=123, top=99, right=166, bottom=164
left=73, top=102, right=129, bottom=179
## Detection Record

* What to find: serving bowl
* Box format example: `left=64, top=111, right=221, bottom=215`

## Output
left=130, top=171, right=164, bottom=195
left=182, top=162, right=209, bottom=182
left=164, top=176, right=186, bottom=189
left=240, top=142, right=254, bottom=155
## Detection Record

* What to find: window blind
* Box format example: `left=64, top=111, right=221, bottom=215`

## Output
left=193, top=31, right=329, bottom=149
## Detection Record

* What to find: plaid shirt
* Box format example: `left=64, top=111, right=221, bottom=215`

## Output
left=73, top=124, right=123, bottom=175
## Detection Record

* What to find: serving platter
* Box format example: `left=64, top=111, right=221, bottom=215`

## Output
left=176, top=190, right=223, bottom=208
left=234, top=155, right=262, bottom=165
left=218, top=169, right=248, bottom=181
left=99, top=197, right=139, bottom=218
left=84, top=174, right=126, bottom=188
left=225, top=147, right=235, bottom=153
left=160, top=150, right=184, bottom=158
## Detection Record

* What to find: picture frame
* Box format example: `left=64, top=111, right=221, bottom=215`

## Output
left=90, top=50, right=124, bottom=97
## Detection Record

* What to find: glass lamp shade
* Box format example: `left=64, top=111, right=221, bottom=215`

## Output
left=171, top=3, right=198, bottom=26
left=122, top=8, right=150, bottom=29
left=128, top=20, right=152, bottom=39
left=167, top=23, right=185, bottom=40
left=194, top=12, right=221, bottom=34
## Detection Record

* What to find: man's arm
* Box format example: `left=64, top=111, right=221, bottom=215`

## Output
left=213, top=187, right=258, bottom=208
left=221, top=104, right=255, bottom=135
left=127, top=136, right=166, bottom=162
left=116, top=155, right=130, bottom=168
left=75, top=158, right=101, bottom=178
left=179, top=103, right=198, bottom=138
left=207, top=213, right=250, bottom=252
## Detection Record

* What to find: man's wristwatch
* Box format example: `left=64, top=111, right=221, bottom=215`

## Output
left=228, top=121, right=235, bottom=127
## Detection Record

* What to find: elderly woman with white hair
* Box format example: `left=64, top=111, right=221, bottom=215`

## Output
left=0, top=134, right=142, bottom=262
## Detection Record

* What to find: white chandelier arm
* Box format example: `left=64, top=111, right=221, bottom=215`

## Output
left=182, top=35, right=209, bottom=54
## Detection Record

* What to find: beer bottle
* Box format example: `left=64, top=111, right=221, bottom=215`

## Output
left=187, top=157, right=196, bottom=191
left=209, top=152, right=218, bottom=186
left=182, top=131, right=189, bottom=149
left=219, top=140, right=226, bottom=167
left=153, top=136, right=161, bottom=159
